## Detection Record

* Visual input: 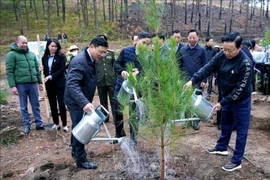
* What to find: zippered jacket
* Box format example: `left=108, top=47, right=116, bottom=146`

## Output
left=6, top=43, right=42, bottom=87
left=191, top=51, right=252, bottom=106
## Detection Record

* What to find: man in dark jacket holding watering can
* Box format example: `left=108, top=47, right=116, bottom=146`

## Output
left=185, top=32, right=252, bottom=172
left=64, top=37, right=108, bottom=169
left=113, top=31, right=152, bottom=147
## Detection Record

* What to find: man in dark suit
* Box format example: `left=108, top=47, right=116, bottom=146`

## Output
left=64, top=37, right=108, bottom=169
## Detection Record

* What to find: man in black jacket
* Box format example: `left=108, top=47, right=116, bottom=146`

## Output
left=64, top=37, right=108, bottom=169
left=185, top=32, right=252, bottom=172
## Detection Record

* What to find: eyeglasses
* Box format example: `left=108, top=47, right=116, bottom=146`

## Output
left=96, top=48, right=108, bottom=56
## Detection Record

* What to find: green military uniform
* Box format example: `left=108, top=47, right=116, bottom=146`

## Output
left=97, top=49, right=117, bottom=122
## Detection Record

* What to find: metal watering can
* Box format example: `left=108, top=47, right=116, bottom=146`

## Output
left=72, top=105, right=109, bottom=145
left=191, top=89, right=214, bottom=121
left=117, top=80, right=134, bottom=103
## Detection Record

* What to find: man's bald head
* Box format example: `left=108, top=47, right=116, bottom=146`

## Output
left=16, top=35, right=28, bottom=50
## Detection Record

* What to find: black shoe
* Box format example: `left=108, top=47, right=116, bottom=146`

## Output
left=76, top=161, right=98, bottom=169
left=36, top=125, right=45, bottom=130
left=110, top=134, right=126, bottom=144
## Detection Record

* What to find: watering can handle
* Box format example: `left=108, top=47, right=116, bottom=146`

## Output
left=98, top=105, right=110, bottom=118
left=193, top=88, right=203, bottom=96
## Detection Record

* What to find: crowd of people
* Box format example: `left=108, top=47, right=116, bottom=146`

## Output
left=5, top=30, right=265, bottom=171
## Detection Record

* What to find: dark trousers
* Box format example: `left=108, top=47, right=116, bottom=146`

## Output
left=97, top=85, right=115, bottom=120
left=69, top=109, right=86, bottom=162
left=207, top=73, right=214, bottom=96
left=113, top=84, right=139, bottom=143
left=216, top=86, right=222, bottom=125
left=45, top=82, right=67, bottom=126
left=215, top=96, right=251, bottom=164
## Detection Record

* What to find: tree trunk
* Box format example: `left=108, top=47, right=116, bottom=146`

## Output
left=12, top=0, right=18, bottom=21
left=245, top=2, right=249, bottom=33
left=120, top=0, right=123, bottom=28
left=93, top=0, right=99, bottom=34
left=77, top=0, right=83, bottom=39
left=219, top=0, right=223, bottom=19
left=24, top=0, right=29, bottom=30
left=250, top=0, right=253, bottom=21
left=18, top=0, right=24, bottom=34
left=102, top=0, right=106, bottom=21
left=207, top=0, right=213, bottom=37
left=266, top=0, right=269, bottom=19
left=171, top=0, right=175, bottom=34
left=184, top=0, right=187, bottom=24
left=109, top=0, right=112, bottom=24
left=30, top=0, right=32, bottom=9
left=206, top=0, right=209, bottom=17
left=33, top=0, right=38, bottom=20
left=62, top=0, right=65, bottom=23
left=56, top=0, right=59, bottom=17
left=229, top=0, right=234, bottom=33
left=160, top=127, right=165, bottom=180
left=114, top=0, right=117, bottom=22
left=46, top=0, right=51, bottom=37
left=190, top=0, right=195, bottom=23
left=81, top=0, right=89, bottom=28
left=42, top=0, right=45, bottom=15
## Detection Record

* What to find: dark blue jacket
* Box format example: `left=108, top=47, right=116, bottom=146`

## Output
left=191, top=51, right=252, bottom=106
left=113, top=45, right=142, bottom=91
left=64, top=48, right=97, bottom=110
left=204, top=45, right=216, bottom=62
left=179, top=44, right=207, bottom=87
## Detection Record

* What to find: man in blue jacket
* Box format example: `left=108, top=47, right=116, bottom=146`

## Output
left=185, top=32, right=252, bottom=172
left=113, top=31, right=152, bottom=147
left=64, top=37, right=108, bottom=169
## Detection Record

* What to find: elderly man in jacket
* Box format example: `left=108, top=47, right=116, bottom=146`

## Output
left=64, top=37, right=108, bottom=169
left=185, top=32, right=252, bottom=172
left=6, top=35, right=44, bottom=135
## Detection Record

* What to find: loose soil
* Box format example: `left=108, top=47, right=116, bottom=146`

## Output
left=1, top=88, right=270, bottom=179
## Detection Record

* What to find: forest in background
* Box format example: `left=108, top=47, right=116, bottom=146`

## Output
left=0, top=0, right=269, bottom=45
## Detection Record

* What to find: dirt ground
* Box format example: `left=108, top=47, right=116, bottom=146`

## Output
left=1, top=87, right=270, bottom=179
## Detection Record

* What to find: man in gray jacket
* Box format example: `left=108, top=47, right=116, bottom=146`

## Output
left=64, top=37, right=108, bottom=169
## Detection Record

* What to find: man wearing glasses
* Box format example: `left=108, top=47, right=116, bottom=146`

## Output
left=113, top=31, right=152, bottom=148
left=64, top=37, right=108, bottom=169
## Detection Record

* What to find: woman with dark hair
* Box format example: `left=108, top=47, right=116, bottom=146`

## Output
left=41, top=39, right=68, bottom=132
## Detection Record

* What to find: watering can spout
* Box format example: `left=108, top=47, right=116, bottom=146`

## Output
left=118, top=137, right=126, bottom=145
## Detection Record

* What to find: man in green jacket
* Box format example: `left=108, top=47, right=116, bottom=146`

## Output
left=6, top=35, right=45, bottom=135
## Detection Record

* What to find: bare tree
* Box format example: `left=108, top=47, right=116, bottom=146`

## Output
left=56, top=0, right=59, bottom=17
left=245, top=1, right=249, bottom=33
left=24, top=0, right=29, bottom=30
left=33, top=0, right=38, bottom=20
left=81, top=0, right=89, bottom=28
left=62, top=0, right=66, bottom=23
left=109, top=0, right=112, bottom=23
left=12, top=0, right=18, bottom=21
left=46, top=0, right=51, bottom=37
left=115, top=0, right=117, bottom=22
left=207, top=0, right=213, bottom=37
left=184, top=0, right=187, bottom=24
left=93, top=0, right=99, bottom=34
left=170, top=0, right=176, bottom=33
left=195, top=0, right=201, bottom=32
left=18, top=0, right=24, bottom=34
left=77, top=0, right=83, bottom=38
left=219, top=0, right=223, bottom=19
left=266, top=0, right=269, bottom=19
left=120, top=0, right=123, bottom=28
left=42, top=0, right=45, bottom=15
left=102, top=0, right=106, bottom=21
left=229, top=0, right=234, bottom=32
left=190, top=0, right=195, bottom=23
